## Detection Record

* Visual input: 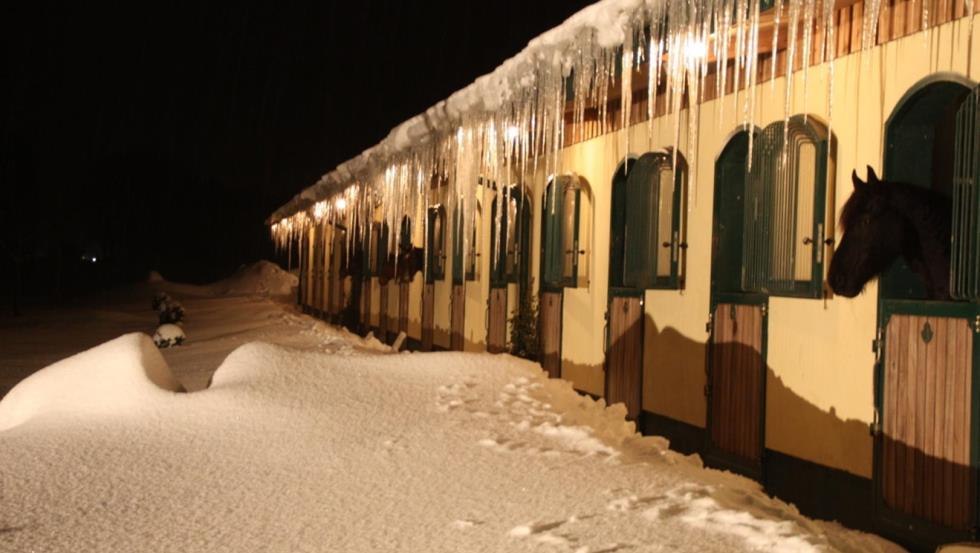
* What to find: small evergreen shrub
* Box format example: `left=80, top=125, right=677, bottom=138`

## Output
left=509, top=282, right=540, bottom=362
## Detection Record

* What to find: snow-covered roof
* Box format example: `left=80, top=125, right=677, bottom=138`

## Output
left=267, top=0, right=887, bottom=227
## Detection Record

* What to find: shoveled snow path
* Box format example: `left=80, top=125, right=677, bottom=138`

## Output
left=0, top=295, right=902, bottom=552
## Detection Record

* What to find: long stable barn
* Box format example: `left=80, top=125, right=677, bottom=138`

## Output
left=270, top=0, right=980, bottom=549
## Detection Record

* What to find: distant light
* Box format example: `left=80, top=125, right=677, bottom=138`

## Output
left=91, top=257, right=97, bottom=263
left=312, top=201, right=327, bottom=221
left=686, top=40, right=708, bottom=60
left=335, top=198, right=347, bottom=210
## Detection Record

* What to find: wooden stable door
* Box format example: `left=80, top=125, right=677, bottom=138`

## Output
left=606, top=295, right=643, bottom=420
left=540, top=291, right=562, bottom=378
left=421, top=284, right=435, bottom=351
left=398, top=282, right=410, bottom=335
left=451, top=284, right=465, bottom=351
left=379, top=284, right=390, bottom=342
left=487, top=287, right=507, bottom=353
left=707, top=302, right=766, bottom=473
left=330, top=232, right=346, bottom=316
left=880, top=314, right=974, bottom=531
left=361, top=278, right=372, bottom=329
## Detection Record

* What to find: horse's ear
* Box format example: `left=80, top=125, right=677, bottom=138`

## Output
left=852, top=169, right=868, bottom=192
left=866, top=165, right=881, bottom=185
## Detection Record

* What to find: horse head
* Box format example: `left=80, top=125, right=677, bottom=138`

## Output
left=828, top=166, right=906, bottom=297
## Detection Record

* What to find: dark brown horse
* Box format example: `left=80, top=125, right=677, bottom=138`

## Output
left=828, top=166, right=951, bottom=300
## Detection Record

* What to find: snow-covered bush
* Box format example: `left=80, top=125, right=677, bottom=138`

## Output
left=152, top=292, right=185, bottom=324
left=151, top=292, right=171, bottom=311
left=153, top=324, right=186, bottom=348
left=158, top=300, right=184, bottom=325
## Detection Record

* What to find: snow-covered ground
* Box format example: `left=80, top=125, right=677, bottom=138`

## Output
left=0, top=264, right=904, bottom=552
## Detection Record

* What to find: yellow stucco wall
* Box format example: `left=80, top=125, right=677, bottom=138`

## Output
left=294, top=15, right=979, bottom=480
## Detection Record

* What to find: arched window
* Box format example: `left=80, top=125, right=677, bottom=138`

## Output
left=426, top=205, right=446, bottom=282
left=542, top=175, right=592, bottom=288
left=609, top=151, right=687, bottom=290
left=952, top=84, right=980, bottom=299
left=882, top=78, right=969, bottom=299
left=743, top=115, right=833, bottom=298
left=399, top=216, right=412, bottom=253
left=452, top=198, right=481, bottom=284
left=490, top=185, right=531, bottom=286
left=374, top=221, right=390, bottom=277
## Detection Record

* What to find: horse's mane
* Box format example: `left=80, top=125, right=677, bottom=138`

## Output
left=838, top=188, right=867, bottom=233
left=839, top=179, right=950, bottom=236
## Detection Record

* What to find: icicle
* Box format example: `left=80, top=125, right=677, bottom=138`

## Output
left=621, top=24, right=636, bottom=159
left=745, top=0, right=762, bottom=170
left=782, top=0, right=801, bottom=167
left=861, top=0, right=882, bottom=51
left=771, top=0, right=784, bottom=91
left=823, top=0, right=837, bottom=183
left=801, top=0, right=815, bottom=125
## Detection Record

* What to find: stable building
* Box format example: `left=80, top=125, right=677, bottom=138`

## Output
left=270, top=0, right=980, bottom=549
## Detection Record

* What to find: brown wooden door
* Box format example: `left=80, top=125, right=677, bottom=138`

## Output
left=313, top=229, right=325, bottom=314
left=379, top=284, right=390, bottom=342
left=330, top=232, right=346, bottom=316
left=361, top=278, right=372, bottom=329
left=708, top=302, right=766, bottom=472
left=487, top=287, right=507, bottom=353
left=880, top=314, right=975, bottom=531
left=421, top=283, right=435, bottom=351
left=398, top=282, right=410, bottom=334
left=540, top=291, right=563, bottom=378
left=451, top=284, right=465, bottom=351
left=606, top=295, right=643, bottom=420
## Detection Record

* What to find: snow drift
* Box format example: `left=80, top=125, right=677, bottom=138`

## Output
left=211, top=260, right=298, bottom=297
left=0, top=294, right=903, bottom=552
left=0, top=333, right=184, bottom=432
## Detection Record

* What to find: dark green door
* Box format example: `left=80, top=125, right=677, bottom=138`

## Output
left=874, top=78, right=978, bottom=548
left=707, top=130, right=767, bottom=479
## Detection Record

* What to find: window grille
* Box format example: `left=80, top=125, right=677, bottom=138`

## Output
left=742, top=116, right=830, bottom=298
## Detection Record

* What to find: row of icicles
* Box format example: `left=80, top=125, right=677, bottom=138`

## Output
left=272, top=0, right=966, bottom=278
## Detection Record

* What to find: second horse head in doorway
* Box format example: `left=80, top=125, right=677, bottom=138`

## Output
left=828, top=166, right=952, bottom=300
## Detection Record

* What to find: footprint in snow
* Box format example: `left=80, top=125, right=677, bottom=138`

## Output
left=451, top=519, right=482, bottom=529
left=508, top=518, right=569, bottom=537
left=575, top=544, right=633, bottom=553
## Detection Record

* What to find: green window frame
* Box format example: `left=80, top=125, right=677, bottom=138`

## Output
left=742, top=115, right=832, bottom=298
left=376, top=222, right=390, bottom=275
left=951, top=84, right=980, bottom=300
left=542, top=175, right=588, bottom=289
left=426, top=205, right=447, bottom=283
left=397, top=216, right=413, bottom=284
left=489, top=186, right=529, bottom=286
left=451, top=199, right=481, bottom=284
left=613, top=151, right=687, bottom=290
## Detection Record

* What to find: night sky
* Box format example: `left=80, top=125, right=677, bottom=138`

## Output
left=0, top=1, right=593, bottom=308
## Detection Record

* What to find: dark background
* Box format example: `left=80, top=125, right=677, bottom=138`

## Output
left=0, top=1, right=593, bottom=312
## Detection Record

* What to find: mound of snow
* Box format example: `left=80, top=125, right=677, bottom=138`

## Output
left=0, top=333, right=184, bottom=432
left=214, top=261, right=297, bottom=297
left=147, top=270, right=165, bottom=283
